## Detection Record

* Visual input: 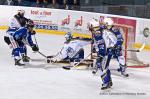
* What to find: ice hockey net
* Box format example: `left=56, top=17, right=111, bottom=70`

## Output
left=115, top=24, right=149, bottom=68
left=90, top=24, right=149, bottom=68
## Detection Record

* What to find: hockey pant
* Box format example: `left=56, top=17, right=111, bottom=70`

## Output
left=64, top=48, right=84, bottom=62
left=8, top=35, right=27, bottom=60
left=113, top=45, right=127, bottom=72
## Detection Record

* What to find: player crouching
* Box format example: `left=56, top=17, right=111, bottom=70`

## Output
left=12, top=20, right=39, bottom=66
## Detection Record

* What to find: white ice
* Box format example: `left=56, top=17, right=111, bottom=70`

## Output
left=0, top=30, right=150, bottom=99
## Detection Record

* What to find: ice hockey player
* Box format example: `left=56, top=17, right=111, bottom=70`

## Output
left=12, top=20, right=39, bottom=66
left=49, top=32, right=91, bottom=64
left=4, top=9, right=27, bottom=48
left=4, top=9, right=35, bottom=62
left=104, top=18, right=129, bottom=77
left=89, top=18, right=117, bottom=90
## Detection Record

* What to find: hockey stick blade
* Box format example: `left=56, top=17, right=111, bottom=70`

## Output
left=62, top=53, right=92, bottom=70
left=139, top=43, right=145, bottom=52
left=124, top=43, right=145, bottom=52
left=62, top=66, right=72, bottom=70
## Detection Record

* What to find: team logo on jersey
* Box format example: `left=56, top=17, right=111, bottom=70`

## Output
left=61, top=15, right=70, bottom=26
left=143, top=27, right=150, bottom=38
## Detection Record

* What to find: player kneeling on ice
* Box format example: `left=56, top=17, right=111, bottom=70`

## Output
left=12, top=20, right=39, bottom=66
left=49, top=32, right=91, bottom=65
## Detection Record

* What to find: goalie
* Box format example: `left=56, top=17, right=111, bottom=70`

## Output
left=49, top=32, right=91, bottom=64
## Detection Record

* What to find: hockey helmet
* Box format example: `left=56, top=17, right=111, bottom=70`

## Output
left=17, top=9, right=25, bottom=17
left=26, top=20, right=34, bottom=28
left=88, top=18, right=100, bottom=32
left=65, top=32, right=73, bottom=41
left=103, top=17, right=114, bottom=26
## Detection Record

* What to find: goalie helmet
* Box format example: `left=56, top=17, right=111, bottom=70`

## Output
left=65, top=32, right=72, bottom=42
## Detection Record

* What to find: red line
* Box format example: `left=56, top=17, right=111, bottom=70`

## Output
left=127, top=64, right=149, bottom=68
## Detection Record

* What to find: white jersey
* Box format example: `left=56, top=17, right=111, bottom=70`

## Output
left=58, top=40, right=90, bottom=60
left=6, top=17, right=21, bottom=36
left=102, top=29, right=117, bottom=48
left=9, top=17, right=21, bottom=29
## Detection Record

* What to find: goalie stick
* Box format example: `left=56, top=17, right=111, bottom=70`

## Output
left=62, top=53, right=92, bottom=70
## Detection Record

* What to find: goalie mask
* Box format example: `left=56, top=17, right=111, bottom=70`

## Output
left=65, top=32, right=73, bottom=42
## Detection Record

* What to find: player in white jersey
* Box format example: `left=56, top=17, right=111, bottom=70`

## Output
left=103, top=18, right=129, bottom=77
left=51, top=32, right=91, bottom=63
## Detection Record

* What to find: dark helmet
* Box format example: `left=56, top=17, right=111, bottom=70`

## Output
left=26, top=20, right=34, bottom=28
left=17, top=9, right=25, bottom=17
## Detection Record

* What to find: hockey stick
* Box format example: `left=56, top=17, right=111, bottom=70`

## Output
left=47, top=47, right=64, bottom=59
left=123, top=43, right=145, bottom=52
left=62, top=53, right=92, bottom=70
left=38, top=51, right=47, bottom=58
left=33, top=35, right=51, bottom=63
left=33, top=35, right=39, bottom=48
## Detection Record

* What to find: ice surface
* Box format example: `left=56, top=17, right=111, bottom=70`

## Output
left=0, top=30, right=150, bottom=99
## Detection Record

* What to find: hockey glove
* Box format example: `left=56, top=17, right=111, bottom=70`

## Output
left=4, top=36, right=11, bottom=45
left=32, top=45, right=39, bottom=52
left=31, top=30, right=36, bottom=35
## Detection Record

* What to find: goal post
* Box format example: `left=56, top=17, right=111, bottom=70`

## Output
left=114, top=24, right=149, bottom=68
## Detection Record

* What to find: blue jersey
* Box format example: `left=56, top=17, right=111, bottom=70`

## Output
left=93, top=31, right=106, bottom=57
left=13, top=27, right=35, bottom=47
left=6, top=27, right=18, bottom=36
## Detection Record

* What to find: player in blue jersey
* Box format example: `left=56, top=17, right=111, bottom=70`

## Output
left=4, top=9, right=35, bottom=63
left=89, top=18, right=117, bottom=90
left=12, top=20, right=39, bottom=66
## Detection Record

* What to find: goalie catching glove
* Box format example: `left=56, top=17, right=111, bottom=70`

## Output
left=32, top=45, right=39, bottom=52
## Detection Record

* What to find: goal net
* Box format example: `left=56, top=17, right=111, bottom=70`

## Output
left=90, top=24, right=149, bottom=68
left=114, top=24, right=149, bottom=68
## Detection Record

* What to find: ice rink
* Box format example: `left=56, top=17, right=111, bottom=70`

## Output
left=0, top=30, right=150, bottom=99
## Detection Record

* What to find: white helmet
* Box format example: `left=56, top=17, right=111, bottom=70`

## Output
left=103, top=18, right=114, bottom=26
left=89, top=18, right=99, bottom=28
left=17, top=9, right=25, bottom=16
